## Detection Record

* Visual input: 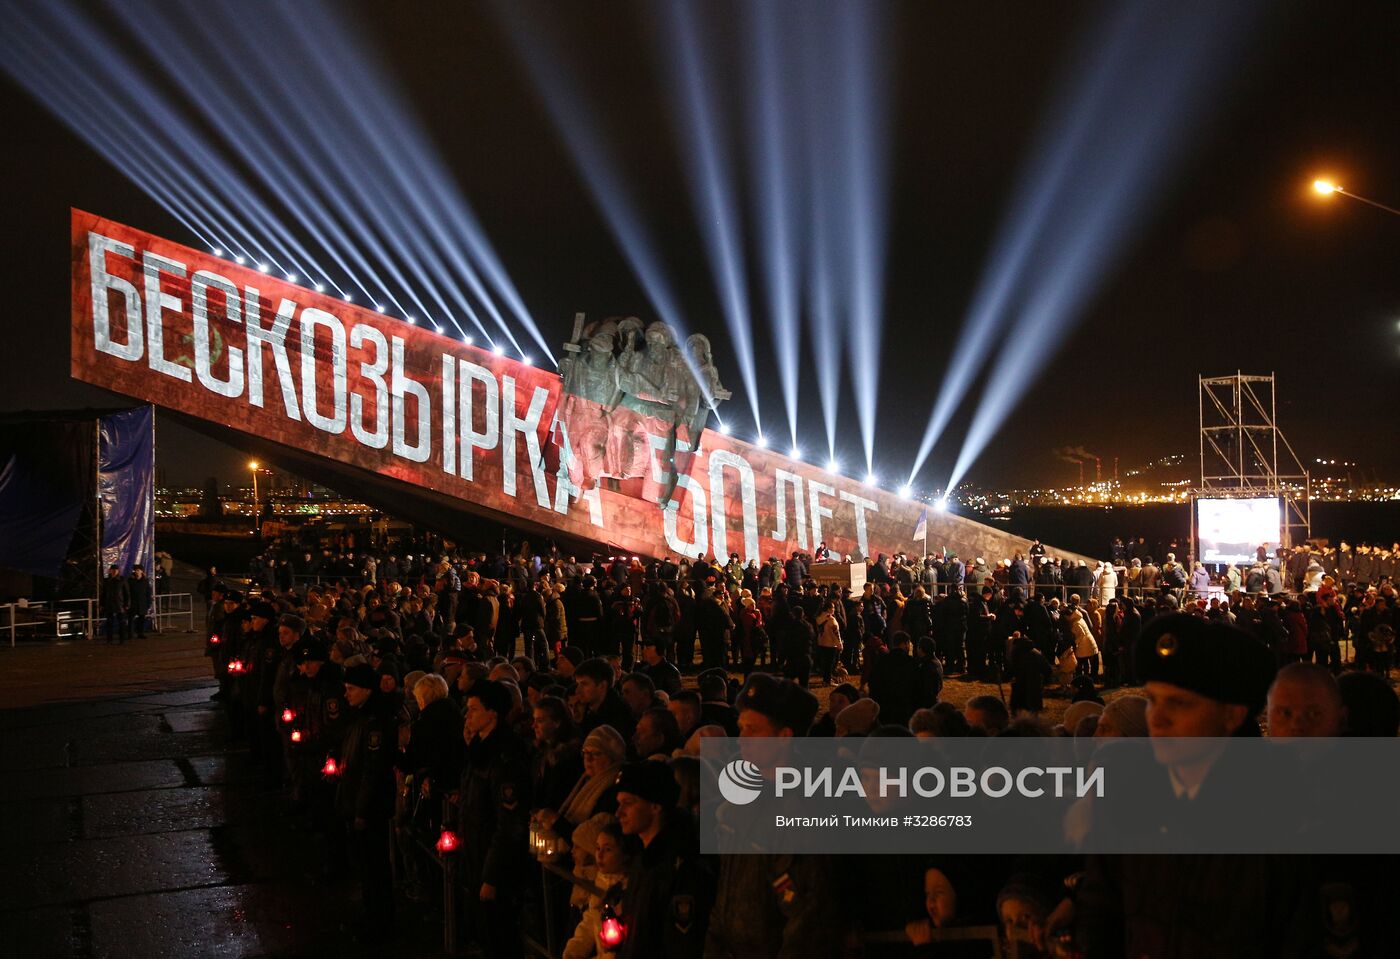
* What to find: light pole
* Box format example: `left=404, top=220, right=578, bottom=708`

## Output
left=1312, top=178, right=1400, bottom=217
left=249, top=461, right=270, bottom=534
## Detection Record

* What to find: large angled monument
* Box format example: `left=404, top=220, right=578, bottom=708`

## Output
left=70, top=209, right=1072, bottom=565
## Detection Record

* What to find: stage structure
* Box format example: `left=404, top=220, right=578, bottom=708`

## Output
left=69, top=209, right=1082, bottom=566
left=1195, top=372, right=1311, bottom=558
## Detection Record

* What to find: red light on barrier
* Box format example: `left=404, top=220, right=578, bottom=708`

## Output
left=599, top=906, right=626, bottom=949
left=436, top=830, right=460, bottom=854
left=227, top=659, right=246, bottom=674
left=290, top=729, right=302, bottom=743
left=321, top=756, right=339, bottom=776
left=280, top=708, right=295, bottom=724
left=209, top=634, right=220, bottom=646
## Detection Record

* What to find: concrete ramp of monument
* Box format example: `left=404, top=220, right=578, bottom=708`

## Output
left=70, top=209, right=1092, bottom=565
left=179, top=413, right=1085, bottom=568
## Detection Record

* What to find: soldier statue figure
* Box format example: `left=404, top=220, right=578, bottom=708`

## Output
left=556, top=314, right=729, bottom=507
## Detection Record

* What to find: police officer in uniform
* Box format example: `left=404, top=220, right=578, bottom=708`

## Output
left=337, top=662, right=400, bottom=941
left=240, top=600, right=280, bottom=765
left=205, top=583, right=232, bottom=700
left=611, top=760, right=714, bottom=959
left=293, top=637, right=347, bottom=866
left=269, top=613, right=305, bottom=786
left=456, top=679, right=532, bottom=959
left=705, top=673, right=846, bottom=958
left=1076, top=615, right=1318, bottom=958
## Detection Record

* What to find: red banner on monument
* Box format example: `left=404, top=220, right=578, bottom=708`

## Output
left=70, top=209, right=1012, bottom=564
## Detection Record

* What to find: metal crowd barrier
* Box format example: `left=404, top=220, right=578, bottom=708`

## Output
left=2, top=599, right=95, bottom=646
left=152, top=592, right=196, bottom=632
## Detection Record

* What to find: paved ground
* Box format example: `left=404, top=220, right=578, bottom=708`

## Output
left=0, top=632, right=444, bottom=959
left=0, top=612, right=1136, bottom=959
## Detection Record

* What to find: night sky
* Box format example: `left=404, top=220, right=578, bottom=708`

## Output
left=3, top=0, right=1397, bottom=491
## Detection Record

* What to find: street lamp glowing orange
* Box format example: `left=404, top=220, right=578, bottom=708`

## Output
left=1308, top=177, right=1400, bottom=216
left=248, top=460, right=259, bottom=470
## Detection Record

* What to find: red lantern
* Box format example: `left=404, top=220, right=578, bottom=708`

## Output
left=435, top=829, right=460, bottom=854
left=598, top=906, right=626, bottom=949
left=280, top=708, right=295, bottom=724
left=320, top=756, right=339, bottom=776
left=290, top=729, right=303, bottom=743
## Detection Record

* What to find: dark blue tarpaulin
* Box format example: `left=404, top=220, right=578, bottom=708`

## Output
left=0, top=435, right=88, bottom=577
left=99, top=406, right=155, bottom=577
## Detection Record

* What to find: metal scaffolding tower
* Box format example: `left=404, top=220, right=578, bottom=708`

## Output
left=1197, top=372, right=1311, bottom=549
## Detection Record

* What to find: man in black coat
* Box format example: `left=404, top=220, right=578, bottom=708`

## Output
left=613, top=761, right=714, bottom=959
left=337, top=663, right=400, bottom=940
left=573, top=658, right=636, bottom=740
left=867, top=631, right=923, bottom=727
left=99, top=564, right=130, bottom=644
left=457, top=679, right=532, bottom=959
left=937, top=587, right=969, bottom=673
left=695, top=589, right=731, bottom=671
left=636, top=636, right=683, bottom=696
left=127, top=564, right=153, bottom=638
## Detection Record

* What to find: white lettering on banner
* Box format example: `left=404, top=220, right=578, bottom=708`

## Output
left=770, top=470, right=808, bottom=550
left=456, top=360, right=499, bottom=482
left=349, top=324, right=390, bottom=450
left=190, top=271, right=246, bottom=398
left=808, top=479, right=836, bottom=549
left=839, top=490, right=879, bottom=559
left=390, top=336, right=430, bottom=463
left=441, top=354, right=456, bottom=476
left=653, top=435, right=707, bottom=557
left=244, top=294, right=301, bottom=420
left=299, top=308, right=348, bottom=434
left=708, top=450, right=759, bottom=563
left=141, top=253, right=191, bottom=383
left=500, top=376, right=551, bottom=507
left=1079, top=766, right=1106, bottom=797
left=550, top=424, right=605, bottom=526
left=88, top=233, right=143, bottom=361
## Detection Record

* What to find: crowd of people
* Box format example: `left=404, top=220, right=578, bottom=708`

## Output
left=192, top=535, right=1399, bottom=958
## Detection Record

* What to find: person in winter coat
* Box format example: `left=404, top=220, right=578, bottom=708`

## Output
left=781, top=606, right=815, bottom=687
left=1007, top=632, right=1053, bottom=714
left=867, top=631, right=924, bottom=727
left=1094, top=562, right=1118, bottom=605
left=1281, top=600, right=1310, bottom=664
left=1190, top=562, right=1211, bottom=597
left=1008, top=553, right=1032, bottom=602
left=814, top=599, right=844, bottom=685
left=127, top=565, right=153, bottom=638
left=735, top=596, right=765, bottom=673
left=563, top=816, right=630, bottom=959
left=100, top=565, right=131, bottom=644
left=1067, top=607, right=1100, bottom=680
left=458, top=679, right=533, bottom=959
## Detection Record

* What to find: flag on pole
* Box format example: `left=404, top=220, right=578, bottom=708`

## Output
left=913, top=508, right=928, bottom=543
